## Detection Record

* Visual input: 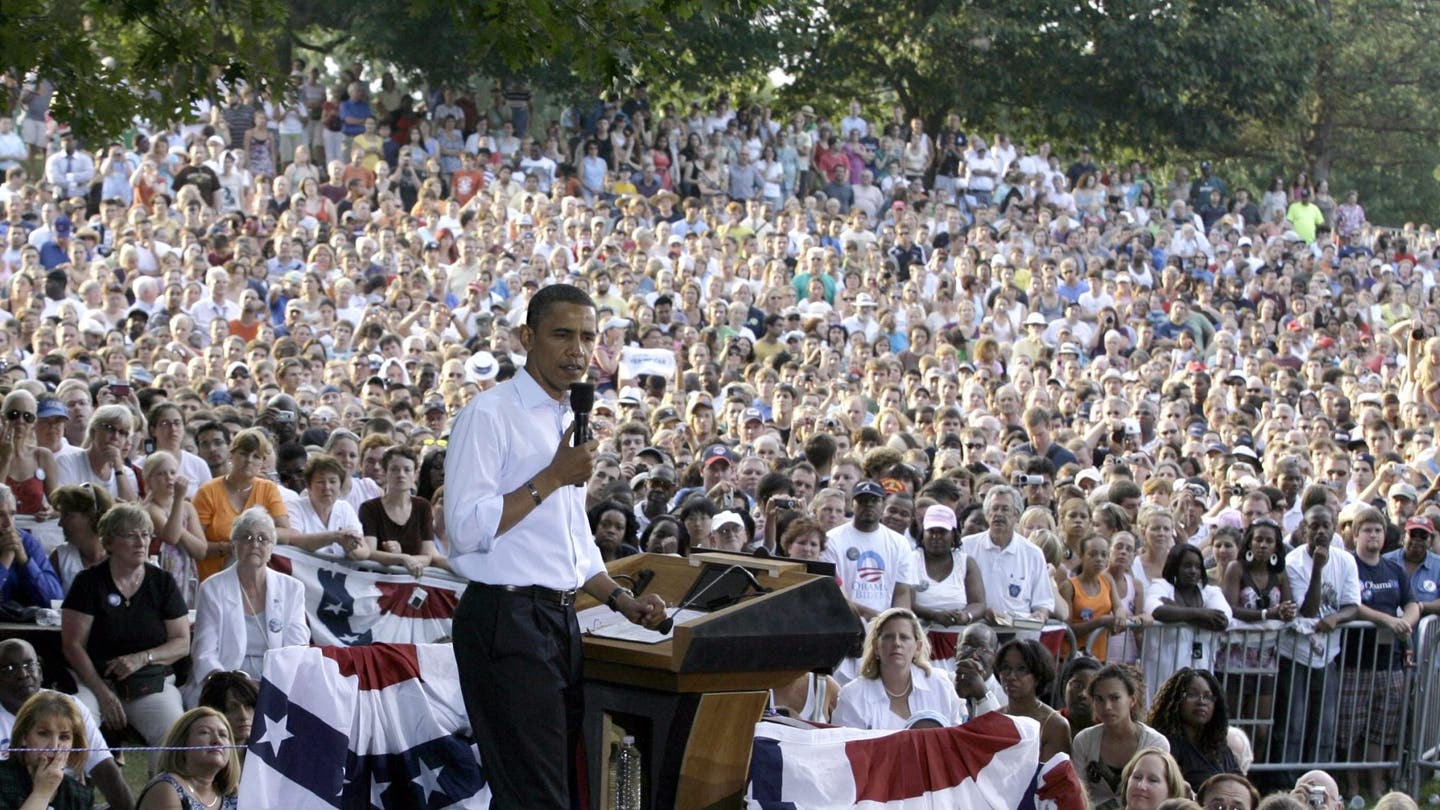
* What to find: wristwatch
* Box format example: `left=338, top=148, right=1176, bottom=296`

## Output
left=605, top=586, right=633, bottom=612
left=145, top=651, right=153, bottom=665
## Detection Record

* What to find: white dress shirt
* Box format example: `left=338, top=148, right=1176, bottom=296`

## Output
left=831, top=664, right=960, bottom=731
left=444, top=368, right=606, bottom=590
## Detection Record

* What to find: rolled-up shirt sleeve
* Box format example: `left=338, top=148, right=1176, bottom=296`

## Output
left=444, top=401, right=508, bottom=556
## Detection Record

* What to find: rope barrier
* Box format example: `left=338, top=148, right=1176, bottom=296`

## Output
left=7, top=744, right=247, bottom=753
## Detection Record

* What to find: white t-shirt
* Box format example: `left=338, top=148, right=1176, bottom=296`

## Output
left=822, top=522, right=917, bottom=616
left=1280, top=543, right=1362, bottom=668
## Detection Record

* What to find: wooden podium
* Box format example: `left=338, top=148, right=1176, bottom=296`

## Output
left=580, top=552, right=861, bottom=810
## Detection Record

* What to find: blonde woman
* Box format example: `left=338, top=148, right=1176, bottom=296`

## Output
left=831, top=608, right=960, bottom=730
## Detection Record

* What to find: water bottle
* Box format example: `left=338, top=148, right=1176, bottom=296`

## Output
left=609, top=735, right=642, bottom=809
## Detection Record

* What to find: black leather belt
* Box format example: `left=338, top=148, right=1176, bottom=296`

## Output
left=475, top=582, right=578, bottom=607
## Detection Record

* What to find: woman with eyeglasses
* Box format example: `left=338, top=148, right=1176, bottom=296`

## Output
left=0, top=390, right=59, bottom=522
left=192, top=429, right=295, bottom=582
left=189, top=508, right=308, bottom=704
left=53, top=405, right=139, bottom=502
left=1147, top=668, right=1243, bottom=795
left=995, top=638, right=1072, bottom=761
left=60, top=503, right=187, bottom=769
left=48, top=483, right=115, bottom=592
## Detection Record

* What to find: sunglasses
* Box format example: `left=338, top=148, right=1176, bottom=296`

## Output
left=5, top=409, right=35, bottom=424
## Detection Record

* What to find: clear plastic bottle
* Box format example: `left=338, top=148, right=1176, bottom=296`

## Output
left=610, top=735, right=642, bottom=809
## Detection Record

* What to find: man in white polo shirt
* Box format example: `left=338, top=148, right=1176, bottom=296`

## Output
left=961, top=484, right=1054, bottom=624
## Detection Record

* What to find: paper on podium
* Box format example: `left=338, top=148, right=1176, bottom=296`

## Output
left=578, top=606, right=706, bottom=644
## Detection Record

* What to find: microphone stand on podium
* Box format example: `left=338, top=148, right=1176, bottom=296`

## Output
left=578, top=550, right=860, bottom=810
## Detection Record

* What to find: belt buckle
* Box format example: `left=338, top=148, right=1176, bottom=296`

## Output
left=557, top=589, right=576, bottom=607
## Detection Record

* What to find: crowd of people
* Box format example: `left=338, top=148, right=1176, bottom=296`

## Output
left=1, top=61, right=1439, bottom=809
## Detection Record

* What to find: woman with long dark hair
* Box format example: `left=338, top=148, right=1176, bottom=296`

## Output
left=1147, top=667, right=1241, bottom=794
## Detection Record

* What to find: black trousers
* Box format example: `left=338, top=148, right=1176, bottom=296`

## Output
left=453, top=584, right=584, bottom=809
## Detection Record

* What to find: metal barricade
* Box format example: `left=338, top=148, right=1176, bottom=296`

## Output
left=1407, top=615, right=1440, bottom=796
left=1132, top=619, right=1416, bottom=788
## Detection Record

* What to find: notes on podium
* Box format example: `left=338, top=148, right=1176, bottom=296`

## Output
left=579, top=605, right=706, bottom=644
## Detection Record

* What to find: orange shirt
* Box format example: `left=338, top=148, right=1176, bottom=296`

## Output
left=192, top=476, right=289, bottom=581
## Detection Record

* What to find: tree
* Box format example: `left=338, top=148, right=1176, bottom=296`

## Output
left=779, top=0, right=1320, bottom=156
left=1, top=0, right=284, bottom=143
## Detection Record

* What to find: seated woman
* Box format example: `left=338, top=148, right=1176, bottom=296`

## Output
left=587, top=500, right=640, bottom=561
left=831, top=607, right=960, bottom=730
left=0, top=483, right=64, bottom=608
left=189, top=508, right=308, bottom=701
left=136, top=707, right=240, bottom=809
left=0, top=691, right=93, bottom=810
left=196, top=670, right=258, bottom=747
left=1142, top=544, right=1231, bottom=704
left=52, top=405, right=138, bottom=502
left=140, top=452, right=208, bottom=608
left=49, top=484, right=115, bottom=593
left=284, top=454, right=365, bottom=558
left=1119, top=747, right=1191, bottom=810
left=359, top=446, right=441, bottom=577
left=61, top=503, right=188, bottom=771
left=1073, top=664, right=1168, bottom=810
left=995, top=638, right=1071, bottom=761
left=0, top=390, right=60, bottom=522
left=1147, top=667, right=1242, bottom=794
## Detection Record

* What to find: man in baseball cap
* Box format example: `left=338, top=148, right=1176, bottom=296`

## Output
left=822, top=480, right=916, bottom=648
left=700, top=443, right=736, bottom=491
left=1386, top=517, right=1440, bottom=611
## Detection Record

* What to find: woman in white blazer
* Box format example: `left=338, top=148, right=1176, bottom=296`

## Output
left=186, top=507, right=309, bottom=707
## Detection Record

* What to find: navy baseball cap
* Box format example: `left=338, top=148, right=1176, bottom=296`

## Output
left=853, top=480, right=886, bottom=499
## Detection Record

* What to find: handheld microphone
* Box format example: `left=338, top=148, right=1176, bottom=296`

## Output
left=654, top=564, right=770, bottom=634
left=569, top=383, right=595, bottom=447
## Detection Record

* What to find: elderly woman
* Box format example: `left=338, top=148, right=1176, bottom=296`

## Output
left=284, top=453, right=365, bottom=558
left=136, top=707, right=240, bottom=809
left=53, top=405, right=138, bottom=501
left=189, top=507, right=307, bottom=704
left=141, top=452, right=208, bottom=608
left=49, top=483, right=115, bottom=592
left=61, top=503, right=188, bottom=769
left=831, top=607, right=960, bottom=730
left=0, top=389, right=59, bottom=521
left=192, top=428, right=293, bottom=582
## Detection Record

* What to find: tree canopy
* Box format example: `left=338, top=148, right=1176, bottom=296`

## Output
left=6, top=0, right=1440, bottom=221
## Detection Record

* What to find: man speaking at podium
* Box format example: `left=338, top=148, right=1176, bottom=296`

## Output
left=445, top=283, right=667, bottom=808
